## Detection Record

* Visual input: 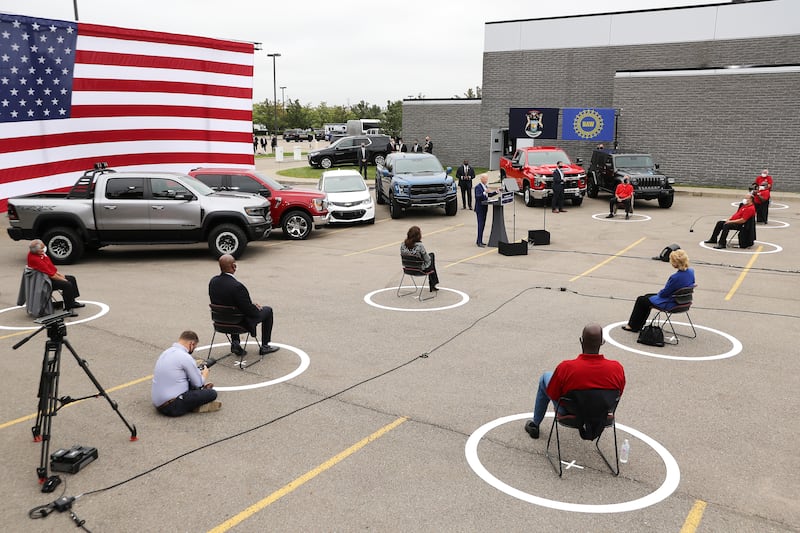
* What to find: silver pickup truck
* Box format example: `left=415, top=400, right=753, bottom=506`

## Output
left=6, top=165, right=272, bottom=264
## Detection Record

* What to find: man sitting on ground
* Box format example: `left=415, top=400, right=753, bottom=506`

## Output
left=524, top=323, right=626, bottom=439
left=152, top=331, right=219, bottom=416
left=209, top=254, right=279, bottom=356
left=606, top=176, right=634, bottom=219
left=704, top=194, right=756, bottom=249
left=27, top=239, right=84, bottom=316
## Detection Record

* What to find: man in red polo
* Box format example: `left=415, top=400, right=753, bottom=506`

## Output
left=524, top=323, right=626, bottom=439
left=752, top=168, right=773, bottom=224
left=704, top=194, right=756, bottom=249
left=606, top=175, right=634, bottom=219
left=27, top=239, right=84, bottom=315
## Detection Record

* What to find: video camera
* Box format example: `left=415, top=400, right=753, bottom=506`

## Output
left=197, top=357, right=217, bottom=370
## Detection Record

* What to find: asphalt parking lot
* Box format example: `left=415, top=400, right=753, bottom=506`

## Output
left=1, top=164, right=798, bottom=532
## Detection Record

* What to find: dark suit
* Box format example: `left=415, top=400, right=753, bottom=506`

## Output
left=474, top=182, right=497, bottom=245
left=410, top=144, right=422, bottom=153
left=397, top=143, right=407, bottom=152
left=357, top=147, right=369, bottom=178
left=209, top=273, right=273, bottom=344
left=424, top=140, right=433, bottom=153
left=455, top=164, right=475, bottom=209
left=551, top=167, right=565, bottom=212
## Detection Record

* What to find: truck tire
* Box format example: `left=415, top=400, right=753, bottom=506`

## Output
left=43, top=227, right=84, bottom=265
left=658, top=195, right=674, bottom=208
left=282, top=210, right=312, bottom=239
left=375, top=180, right=385, bottom=204
left=208, top=223, right=247, bottom=258
left=445, top=198, right=458, bottom=216
left=587, top=172, right=599, bottom=198
left=372, top=153, right=385, bottom=166
left=523, top=184, right=536, bottom=207
left=390, top=196, right=402, bottom=219
left=320, top=156, right=333, bottom=169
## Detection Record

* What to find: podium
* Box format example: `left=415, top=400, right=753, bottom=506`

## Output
left=486, top=199, right=508, bottom=247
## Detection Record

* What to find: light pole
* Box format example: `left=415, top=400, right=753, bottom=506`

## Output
left=267, top=53, right=281, bottom=135
left=280, top=86, right=286, bottom=110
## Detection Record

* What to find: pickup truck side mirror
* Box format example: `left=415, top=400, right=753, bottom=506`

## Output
left=174, top=193, right=194, bottom=201
left=445, top=166, right=452, bottom=175
left=381, top=169, right=392, bottom=178
left=654, top=163, right=660, bottom=170
left=576, top=158, right=583, bottom=165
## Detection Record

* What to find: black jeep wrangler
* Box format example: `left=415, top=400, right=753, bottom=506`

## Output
left=586, top=150, right=675, bottom=208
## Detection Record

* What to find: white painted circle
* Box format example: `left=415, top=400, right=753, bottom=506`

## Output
left=364, top=286, right=470, bottom=312
left=757, top=219, right=789, bottom=229
left=0, top=300, right=110, bottom=330
left=604, top=321, right=742, bottom=361
left=732, top=201, right=788, bottom=210
left=591, top=213, right=651, bottom=222
left=465, top=412, right=680, bottom=513
left=198, top=342, right=310, bottom=392
left=698, top=240, right=782, bottom=254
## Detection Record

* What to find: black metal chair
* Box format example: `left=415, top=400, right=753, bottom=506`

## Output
left=546, top=389, right=621, bottom=477
left=397, top=253, right=437, bottom=302
left=17, top=267, right=64, bottom=318
left=208, top=304, right=263, bottom=370
left=728, top=217, right=757, bottom=249
left=649, top=286, right=696, bottom=345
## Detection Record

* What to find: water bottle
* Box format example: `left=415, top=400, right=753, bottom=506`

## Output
left=620, top=439, right=630, bottom=464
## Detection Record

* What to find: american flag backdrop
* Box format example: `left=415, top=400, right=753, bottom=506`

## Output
left=0, top=12, right=255, bottom=211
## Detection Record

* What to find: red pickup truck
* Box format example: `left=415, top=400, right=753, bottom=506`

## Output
left=499, top=146, right=586, bottom=207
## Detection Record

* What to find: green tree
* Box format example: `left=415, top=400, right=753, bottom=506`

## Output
left=382, top=100, right=403, bottom=137
left=284, top=99, right=314, bottom=129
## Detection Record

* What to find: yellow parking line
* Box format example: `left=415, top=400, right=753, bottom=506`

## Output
left=445, top=248, right=496, bottom=268
left=344, top=225, right=463, bottom=256
left=569, top=237, right=646, bottom=282
left=0, top=375, right=152, bottom=430
left=679, top=499, right=707, bottom=533
left=724, top=245, right=762, bottom=301
left=208, top=417, right=408, bottom=533
left=0, top=329, right=36, bottom=340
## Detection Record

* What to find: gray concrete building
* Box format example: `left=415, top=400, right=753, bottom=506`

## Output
left=403, top=0, right=800, bottom=191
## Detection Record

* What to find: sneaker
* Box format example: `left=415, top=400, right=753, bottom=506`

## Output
left=259, top=344, right=280, bottom=356
left=193, top=401, right=221, bottom=413
left=605, top=214, right=614, bottom=218
left=231, top=343, right=246, bottom=356
left=524, top=420, right=540, bottom=439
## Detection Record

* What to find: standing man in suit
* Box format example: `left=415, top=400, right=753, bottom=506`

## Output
left=551, top=161, right=567, bottom=213
left=357, top=142, right=369, bottom=179
left=424, top=136, right=433, bottom=153
left=209, top=255, right=279, bottom=356
left=456, top=160, right=476, bottom=209
left=396, top=137, right=407, bottom=152
left=411, top=139, right=422, bottom=153
left=387, top=137, right=397, bottom=153
left=474, top=173, right=498, bottom=247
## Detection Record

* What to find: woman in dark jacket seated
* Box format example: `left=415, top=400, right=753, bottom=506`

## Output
left=622, top=249, right=695, bottom=332
left=400, top=225, right=440, bottom=292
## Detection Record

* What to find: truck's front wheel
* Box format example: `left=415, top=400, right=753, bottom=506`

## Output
left=445, top=199, right=458, bottom=216
left=523, top=184, right=536, bottom=207
left=43, top=227, right=84, bottom=265
left=390, top=196, right=402, bottom=219
left=282, top=210, right=312, bottom=240
left=209, top=223, right=247, bottom=258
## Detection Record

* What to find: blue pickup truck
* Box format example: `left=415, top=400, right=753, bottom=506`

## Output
left=374, top=153, right=457, bottom=218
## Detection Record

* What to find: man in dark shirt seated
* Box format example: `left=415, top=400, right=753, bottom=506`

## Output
left=523, top=323, right=626, bottom=439
left=704, top=194, right=756, bottom=249
left=208, top=255, right=279, bottom=356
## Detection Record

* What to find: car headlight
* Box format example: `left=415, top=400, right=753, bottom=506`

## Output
left=245, top=206, right=267, bottom=218
left=313, top=197, right=327, bottom=211
left=361, top=198, right=373, bottom=206
left=667, top=177, right=675, bottom=184
left=630, top=177, right=639, bottom=185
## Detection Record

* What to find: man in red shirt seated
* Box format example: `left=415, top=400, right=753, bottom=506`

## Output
left=606, top=175, right=634, bottom=219
left=524, top=323, right=626, bottom=439
left=27, top=239, right=84, bottom=316
left=704, top=194, right=756, bottom=249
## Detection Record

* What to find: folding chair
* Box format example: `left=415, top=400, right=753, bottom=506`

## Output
left=207, top=304, right=264, bottom=370
left=397, top=253, right=437, bottom=302
left=17, top=267, right=64, bottom=318
left=545, top=389, right=621, bottom=477
left=649, top=286, right=696, bottom=344
left=728, top=217, right=756, bottom=249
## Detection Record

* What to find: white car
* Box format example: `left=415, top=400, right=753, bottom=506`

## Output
left=318, top=170, right=375, bottom=224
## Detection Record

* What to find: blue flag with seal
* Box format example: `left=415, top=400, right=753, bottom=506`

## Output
left=562, top=108, right=615, bottom=141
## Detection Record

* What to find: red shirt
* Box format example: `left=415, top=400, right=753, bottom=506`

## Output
left=731, top=203, right=756, bottom=222
left=546, top=353, right=626, bottom=401
left=614, top=182, right=633, bottom=200
left=27, top=251, right=57, bottom=277
left=754, top=175, right=772, bottom=202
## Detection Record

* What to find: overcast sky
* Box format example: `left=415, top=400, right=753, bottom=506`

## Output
left=3, top=0, right=724, bottom=108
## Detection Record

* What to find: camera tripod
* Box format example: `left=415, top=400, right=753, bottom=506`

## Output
left=13, top=310, right=137, bottom=491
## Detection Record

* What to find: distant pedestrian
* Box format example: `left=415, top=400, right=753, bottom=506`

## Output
left=751, top=168, right=773, bottom=224
left=424, top=136, right=433, bottom=154
left=271, top=135, right=278, bottom=153
left=411, top=139, right=422, bottom=153
left=358, top=143, right=369, bottom=179
left=551, top=161, right=566, bottom=213
left=456, top=160, right=475, bottom=209
left=474, top=174, right=498, bottom=247
left=397, top=138, right=407, bottom=152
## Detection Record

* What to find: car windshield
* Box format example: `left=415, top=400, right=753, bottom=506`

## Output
left=323, top=175, right=366, bottom=193
left=253, top=171, right=289, bottom=190
left=615, top=155, right=654, bottom=168
left=526, top=150, right=571, bottom=166
left=181, top=175, right=215, bottom=196
left=394, top=157, right=443, bottom=174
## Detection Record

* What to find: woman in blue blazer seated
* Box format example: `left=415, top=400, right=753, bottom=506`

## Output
left=623, top=249, right=695, bottom=332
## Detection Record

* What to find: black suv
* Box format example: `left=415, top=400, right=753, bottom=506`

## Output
left=586, top=149, right=675, bottom=208
left=307, top=134, right=391, bottom=169
left=283, top=129, right=313, bottom=142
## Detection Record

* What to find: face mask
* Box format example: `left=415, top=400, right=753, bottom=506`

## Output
left=761, top=172, right=768, bottom=177
left=42, top=246, right=47, bottom=254
left=742, top=198, right=750, bottom=204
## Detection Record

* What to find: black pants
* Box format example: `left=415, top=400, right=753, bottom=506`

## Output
left=51, top=275, right=80, bottom=309
left=359, top=159, right=368, bottom=179
left=610, top=197, right=632, bottom=215
left=157, top=388, right=217, bottom=417
left=708, top=220, right=742, bottom=246
left=425, top=253, right=440, bottom=290
left=460, top=182, right=473, bottom=208
left=552, top=187, right=564, bottom=211
left=627, top=293, right=656, bottom=331
left=232, top=305, right=274, bottom=345
left=755, top=200, right=769, bottom=224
